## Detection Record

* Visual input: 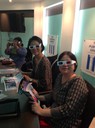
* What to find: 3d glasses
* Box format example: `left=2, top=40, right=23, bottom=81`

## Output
left=57, top=60, right=76, bottom=66
left=29, top=44, right=41, bottom=50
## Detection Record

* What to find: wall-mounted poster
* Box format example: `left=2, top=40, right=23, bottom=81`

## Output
left=47, top=35, right=58, bottom=56
left=81, top=40, right=95, bottom=77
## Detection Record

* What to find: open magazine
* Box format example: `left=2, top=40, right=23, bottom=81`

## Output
left=19, top=82, right=38, bottom=102
left=2, top=72, right=23, bottom=91
left=2, top=72, right=38, bottom=102
left=16, top=73, right=38, bottom=102
left=3, top=77, right=17, bottom=91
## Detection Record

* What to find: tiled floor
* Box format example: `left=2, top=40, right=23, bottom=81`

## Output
left=89, top=118, right=95, bottom=128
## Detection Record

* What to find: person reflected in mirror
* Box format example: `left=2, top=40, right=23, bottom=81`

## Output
left=5, top=37, right=27, bottom=69
left=30, top=51, right=89, bottom=128
left=23, top=36, right=52, bottom=93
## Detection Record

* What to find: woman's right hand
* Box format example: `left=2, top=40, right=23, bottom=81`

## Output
left=23, top=74, right=31, bottom=81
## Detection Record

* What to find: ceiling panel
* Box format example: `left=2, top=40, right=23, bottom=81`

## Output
left=0, top=0, right=42, bottom=4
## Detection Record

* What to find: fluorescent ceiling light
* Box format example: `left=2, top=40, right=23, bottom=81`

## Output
left=9, top=0, right=12, bottom=2
left=46, top=1, right=64, bottom=9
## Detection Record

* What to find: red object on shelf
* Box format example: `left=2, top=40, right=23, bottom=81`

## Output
left=2, top=59, right=13, bottom=65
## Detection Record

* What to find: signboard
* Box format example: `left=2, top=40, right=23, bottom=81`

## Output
left=47, top=35, right=58, bottom=56
left=81, top=40, right=95, bottom=77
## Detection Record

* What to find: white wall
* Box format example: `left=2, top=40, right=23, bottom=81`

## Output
left=60, top=0, right=76, bottom=53
left=42, top=0, right=77, bottom=53
left=33, top=0, right=63, bottom=39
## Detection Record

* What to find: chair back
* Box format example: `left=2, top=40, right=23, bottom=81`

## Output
left=80, top=80, right=95, bottom=128
left=47, top=55, right=60, bottom=87
left=47, top=54, right=58, bottom=65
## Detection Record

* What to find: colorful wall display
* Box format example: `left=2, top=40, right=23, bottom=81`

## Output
left=81, top=40, right=95, bottom=77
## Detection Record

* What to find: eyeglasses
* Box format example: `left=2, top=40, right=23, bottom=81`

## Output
left=57, top=60, right=76, bottom=66
left=29, top=44, right=41, bottom=50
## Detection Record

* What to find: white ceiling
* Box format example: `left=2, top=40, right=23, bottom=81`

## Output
left=0, top=0, right=43, bottom=4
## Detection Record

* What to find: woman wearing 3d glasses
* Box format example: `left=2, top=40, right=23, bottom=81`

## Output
left=24, top=36, right=52, bottom=92
left=31, top=51, right=88, bottom=128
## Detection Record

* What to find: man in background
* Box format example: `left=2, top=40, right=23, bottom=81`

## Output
left=5, top=37, right=27, bottom=69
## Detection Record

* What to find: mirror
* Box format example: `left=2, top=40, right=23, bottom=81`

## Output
left=0, top=10, right=34, bottom=56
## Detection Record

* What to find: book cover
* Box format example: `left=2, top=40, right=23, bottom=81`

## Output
left=3, top=77, right=17, bottom=91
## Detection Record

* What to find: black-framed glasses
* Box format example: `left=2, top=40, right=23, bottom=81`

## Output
left=57, top=60, right=76, bottom=66
left=29, top=44, right=41, bottom=50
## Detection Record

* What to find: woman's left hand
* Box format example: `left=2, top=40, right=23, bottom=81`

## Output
left=31, top=102, right=42, bottom=115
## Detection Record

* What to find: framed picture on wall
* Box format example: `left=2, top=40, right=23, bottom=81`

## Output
left=47, top=35, right=58, bottom=56
left=81, top=40, right=95, bottom=77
